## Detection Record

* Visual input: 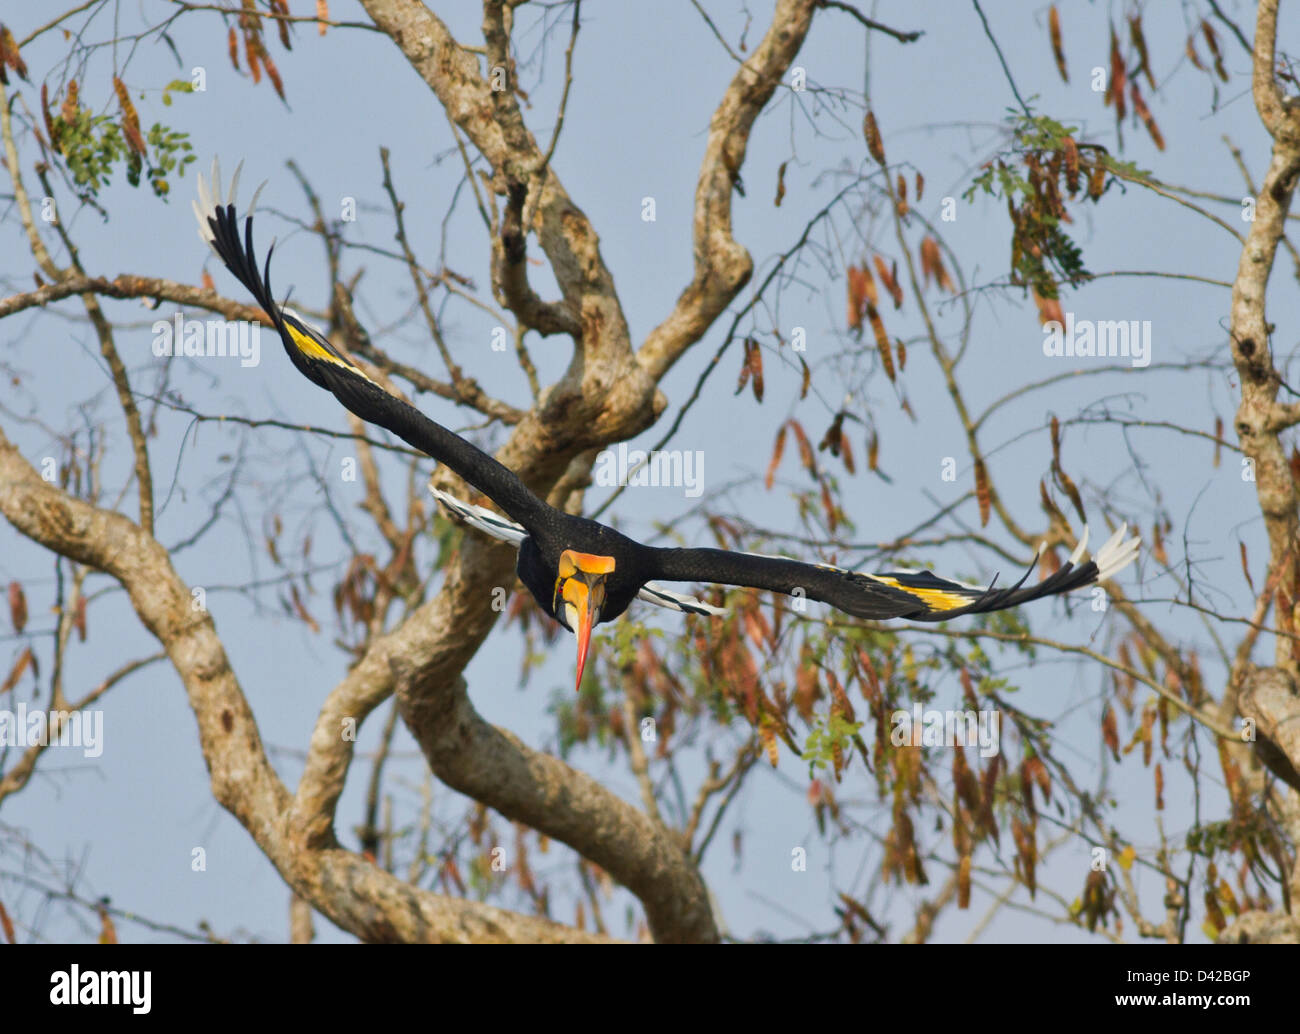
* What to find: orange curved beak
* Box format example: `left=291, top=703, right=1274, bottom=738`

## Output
left=573, top=582, right=595, bottom=694
left=556, top=550, right=614, bottom=693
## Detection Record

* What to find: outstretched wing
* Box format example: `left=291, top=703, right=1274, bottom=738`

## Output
left=194, top=160, right=552, bottom=534
left=649, top=524, right=1139, bottom=622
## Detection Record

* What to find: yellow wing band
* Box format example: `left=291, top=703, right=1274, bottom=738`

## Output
left=869, top=576, right=973, bottom=613
left=283, top=316, right=380, bottom=386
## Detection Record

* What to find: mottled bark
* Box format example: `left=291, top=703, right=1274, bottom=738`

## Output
left=1231, top=0, right=1300, bottom=669
left=1222, top=0, right=1300, bottom=940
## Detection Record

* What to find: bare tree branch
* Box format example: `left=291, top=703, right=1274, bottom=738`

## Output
left=1232, top=0, right=1300, bottom=668
left=638, top=0, right=818, bottom=381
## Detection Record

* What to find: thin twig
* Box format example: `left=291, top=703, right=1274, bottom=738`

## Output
left=971, top=0, right=1030, bottom=117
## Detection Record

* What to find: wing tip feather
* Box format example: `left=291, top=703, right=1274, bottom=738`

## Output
left=1092, top=522, right=1140, bottom=583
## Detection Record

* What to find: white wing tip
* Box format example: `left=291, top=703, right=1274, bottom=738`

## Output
left=194, top=157, right=258, bottom=248
left=1067, top=525, right=1090, bottom=566
left=1092, top=521, right=1140, bottom=583
left=192, top=198, right=215, bottom=245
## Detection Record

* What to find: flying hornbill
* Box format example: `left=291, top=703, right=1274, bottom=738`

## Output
left=194, top=162, right=1140, bottom=692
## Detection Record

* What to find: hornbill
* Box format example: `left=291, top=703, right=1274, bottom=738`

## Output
left=194, top=162, right=1140, bottom=692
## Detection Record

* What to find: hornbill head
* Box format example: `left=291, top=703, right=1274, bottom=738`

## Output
left=553, top=550, right=615, bottom=692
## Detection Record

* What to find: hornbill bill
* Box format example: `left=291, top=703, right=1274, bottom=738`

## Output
left=194, top=162, right=1140, bottom=692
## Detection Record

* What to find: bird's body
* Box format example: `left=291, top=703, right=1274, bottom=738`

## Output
left=194, top=161, right=1140, bottom=690
left=517, top=515, right=647, bottom=624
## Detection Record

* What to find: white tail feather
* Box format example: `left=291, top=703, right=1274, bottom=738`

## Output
left=429, top=486, right=527, bottom=545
